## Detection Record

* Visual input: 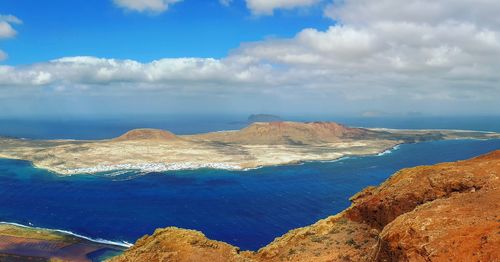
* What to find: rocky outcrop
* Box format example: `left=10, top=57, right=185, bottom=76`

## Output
left=113, top=128, right=178, bottom=141
left=108, top=227, right=254, bottom=262
left=110, top=150, right=500, bottom=262
left=191, top=121, right=374, bottom=145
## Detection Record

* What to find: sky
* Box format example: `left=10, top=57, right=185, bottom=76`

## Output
left=0, top=0, right=499, bottom=118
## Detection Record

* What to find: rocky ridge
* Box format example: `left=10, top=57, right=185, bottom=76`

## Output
left=189, top=121, right=374, bottom=145
left=110, top=150, right=500, bottom=262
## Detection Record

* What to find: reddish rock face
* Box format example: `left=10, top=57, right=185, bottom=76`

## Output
left=108, top=227, right=252, bottom=262
left=110, top=150, right=500, bottom=262
left=197, top=121, right=373, bottom=145
left=371, top=151, right=500, bottom=262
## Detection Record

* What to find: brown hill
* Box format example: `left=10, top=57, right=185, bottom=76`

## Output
left=190, top=121, right=373, bottom=145
left=113, top=128, right=178, bottom=141
left=110, top=150, right=500, bottom=262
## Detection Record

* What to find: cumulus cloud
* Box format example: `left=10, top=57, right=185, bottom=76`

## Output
left=0, top=15, right=22, bottom=39
left=0, top=50, right=7, bottom=61
left=1, top=1, right=500, bottom=115
left=113, top=0, right=183, bottom=13
left=324, top=0, right=500, bottom=27
left=0, top=56, right=275, bottom=89
left=246, top=0, right=320, bottom=15
left=233, top=0, right=500, bottom=104
left=0, top=14, right=22, bottom=61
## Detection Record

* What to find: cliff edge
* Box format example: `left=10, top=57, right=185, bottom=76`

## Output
left=109, top=150, right=500, bottom=262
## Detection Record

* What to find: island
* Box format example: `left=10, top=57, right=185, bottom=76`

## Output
left=109, top=150, right=500, bottom=262
left=247, top=114, right=283, bottom=123
left=0, top=121, right=499, bottom=175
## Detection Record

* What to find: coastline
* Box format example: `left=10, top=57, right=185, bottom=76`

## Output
left=1, top=141, right=498, bottom=260
left=109, top=150, right=500, bottom=261
left=35, top=142, right=403, bottom=175
left=366, top=127, right=498, bottom=133
left=0, top=221, right=132, bottom=248
left=0, top=221, right=127, bottom=261
left=376, top=144, right=401, bottom=156
left=1, top=122, right=499, bottom=176
left=0, top=139, right=492, bottom=176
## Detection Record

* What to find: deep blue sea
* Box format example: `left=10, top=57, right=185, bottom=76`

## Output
left=0, top=116, right=499, bottom=253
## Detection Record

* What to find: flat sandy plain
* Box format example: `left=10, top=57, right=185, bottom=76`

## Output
left=0, top=122, right=499, bottom=175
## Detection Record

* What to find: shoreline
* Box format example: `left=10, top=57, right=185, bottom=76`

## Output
left=366, top=127, right=498, bottom=134
left=44, top=143, right=404, bottom=175
left=0, top=140, right=492, bottom=176
left=1, top=122, right=499, bottom=176
left=0, top=221, right=132, bottom=248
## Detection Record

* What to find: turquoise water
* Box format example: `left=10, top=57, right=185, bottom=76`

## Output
left=0, top=139, right=499, bottom=251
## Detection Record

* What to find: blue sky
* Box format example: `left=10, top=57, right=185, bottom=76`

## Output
left=0, top=0, right=330, bottom=65
left=0, top=0, right=499, bottom=118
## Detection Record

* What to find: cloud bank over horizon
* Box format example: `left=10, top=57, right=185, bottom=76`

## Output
left=0, top=0, right=499, bottom=117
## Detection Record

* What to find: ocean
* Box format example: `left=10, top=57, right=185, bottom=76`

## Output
left=1, top=115, right=499, bottom=140
left=0, top=116, right=499, bottom=253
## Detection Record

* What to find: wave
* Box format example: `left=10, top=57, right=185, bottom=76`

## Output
left=65, top=144, right=405, bottom=176
left=66, top=162, right=242, bottom=175
left=0, top=221, right=132, bottom=248
left=377, top=145, right=401, bottom=156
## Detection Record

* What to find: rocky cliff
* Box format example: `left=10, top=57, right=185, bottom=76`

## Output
left=110, top=150, right=500, bottom=262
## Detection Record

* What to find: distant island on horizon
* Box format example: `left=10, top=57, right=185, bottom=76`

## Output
left=248, top=114, right=283, bottom=123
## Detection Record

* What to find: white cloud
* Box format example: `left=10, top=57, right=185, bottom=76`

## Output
left=246, top=0, right=320, bottom=15
left=0, top=21, right=18, bottom=39
left=324, top=0, right=500, bottom=27
left=0, top=14, right=22, bottom=39
left=0, top=14, right=22, bottom=61
left=0, top=56, right=274, bottom=88
left=0, top=50, right=7, bottom=61
left=113, top=0, right=183, bottom=13
left=219, top=0, right=232, bottom=7
left=0, top=15, right=22, bottom=25
left=1, top=1, right=500, bottom=115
